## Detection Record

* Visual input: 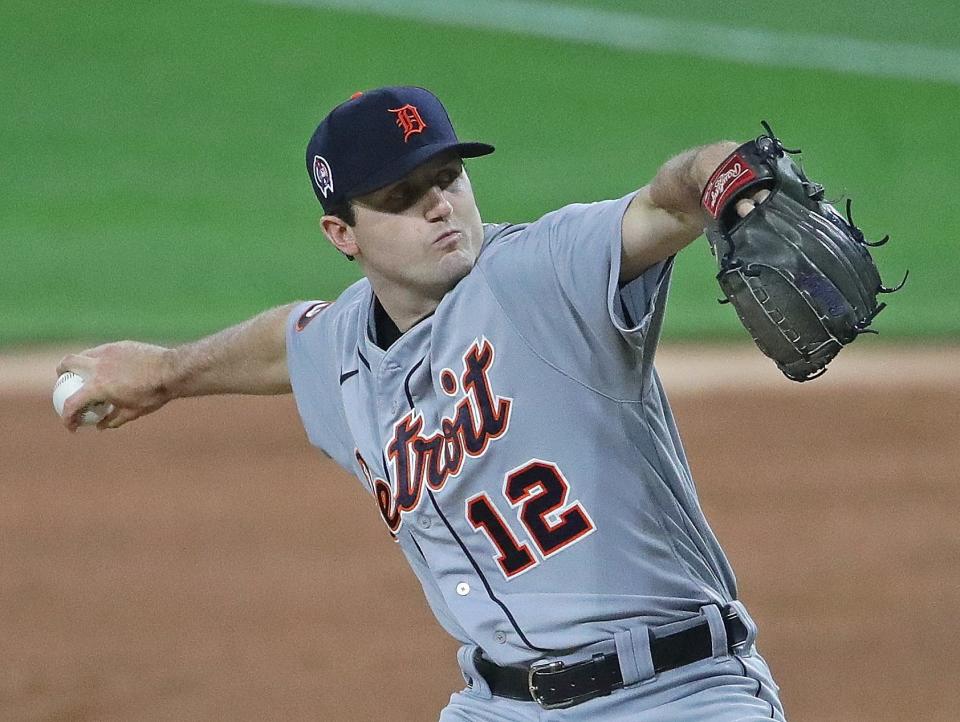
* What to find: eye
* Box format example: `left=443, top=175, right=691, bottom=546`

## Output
left=384, top=185, right=414, bottom=207
left=436, top=166, right=461, bottom=188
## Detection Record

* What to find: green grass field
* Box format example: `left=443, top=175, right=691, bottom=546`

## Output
left=2, top=0, right=957, bottom=346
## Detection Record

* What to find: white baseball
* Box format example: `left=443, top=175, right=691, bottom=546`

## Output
left=53, top=372, right=113, bottom=426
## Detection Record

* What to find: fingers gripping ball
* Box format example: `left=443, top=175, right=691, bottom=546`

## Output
left=53, top=372, right=114, bottom=426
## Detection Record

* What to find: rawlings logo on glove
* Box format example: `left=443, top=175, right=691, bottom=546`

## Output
left=702, top=122, right=908, bottom=381
left=702, top=155, right=757, bottom=218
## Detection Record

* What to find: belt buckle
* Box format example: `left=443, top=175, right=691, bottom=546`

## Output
left=528, top=660, right=569, bottom=710
left=529, top=656, right=614, bottom=710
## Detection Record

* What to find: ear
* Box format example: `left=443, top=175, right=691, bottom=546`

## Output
left=320, top=215, right=360, bottom=258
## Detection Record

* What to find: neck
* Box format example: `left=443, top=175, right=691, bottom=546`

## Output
left=370, top=281, right=444, bottom=332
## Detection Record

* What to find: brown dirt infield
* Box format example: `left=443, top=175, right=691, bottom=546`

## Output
left=2, top=347, right=959, bottom=721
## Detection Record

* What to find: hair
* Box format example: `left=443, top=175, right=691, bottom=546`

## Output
left=326, top=199, right=357, bottom=227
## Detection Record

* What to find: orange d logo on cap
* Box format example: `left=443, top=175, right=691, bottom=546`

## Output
left=389, top=104, right=428, bottom=142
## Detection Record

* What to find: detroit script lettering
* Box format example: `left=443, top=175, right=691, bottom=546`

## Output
left=355, top=338, right=512, bottom=533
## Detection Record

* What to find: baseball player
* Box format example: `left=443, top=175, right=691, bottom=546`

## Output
left=59, top=86, right=785, bottom=720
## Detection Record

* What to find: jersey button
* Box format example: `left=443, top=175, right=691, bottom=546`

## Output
left=456, top=582, right=470, bottom=596
left=419, top=517, right=431, bottom=529
left=391, top=400, right=401, bottom=414
left=494, top=631, right=507, bottom=644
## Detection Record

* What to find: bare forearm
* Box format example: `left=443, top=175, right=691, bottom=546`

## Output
left=167, top=303, right=296, bottom=398
left=648, top=141, right=739, bottom=218
left=620, top=141, right=740, bottom=281
left=58, top=303, right=298, bottom=431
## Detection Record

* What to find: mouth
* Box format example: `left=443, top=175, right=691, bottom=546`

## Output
left=433, top=229, right=462, bottom=247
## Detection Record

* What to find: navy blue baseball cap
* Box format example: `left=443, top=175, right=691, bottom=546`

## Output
left=305, top=86, right=495, bottom=212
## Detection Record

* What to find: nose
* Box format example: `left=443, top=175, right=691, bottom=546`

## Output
left=423, top=185, right=453, bottom=221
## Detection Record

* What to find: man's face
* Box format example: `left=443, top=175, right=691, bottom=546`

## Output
left=342, top=152, right=484, bottom=299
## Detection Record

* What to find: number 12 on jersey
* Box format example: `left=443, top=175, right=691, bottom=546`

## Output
left=466, top=459, right=596, bottom=579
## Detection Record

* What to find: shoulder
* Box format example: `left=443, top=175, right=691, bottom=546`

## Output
left=481, top=197, right=633, bottom=245
left=476, top=196, right=633, bottom=269
left=287, top=278, right=371, bottom=350
left=480, top=203, right=599, bottom=241
left=330, top=277, right=372, bottom=320
left=480, top=221, right=526, bottom=251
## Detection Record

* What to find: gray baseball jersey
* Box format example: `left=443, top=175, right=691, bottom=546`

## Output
left=286, top=192, right=741, bottom=667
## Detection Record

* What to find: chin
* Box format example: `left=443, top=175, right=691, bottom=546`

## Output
left=437, top=249, right=476, bottom=289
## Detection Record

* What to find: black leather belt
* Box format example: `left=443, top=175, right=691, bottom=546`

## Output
left=474, top=605, right=749, bottom=710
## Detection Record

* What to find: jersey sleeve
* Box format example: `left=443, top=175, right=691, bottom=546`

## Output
left=476, top=193, right=675, bottom=397
left=549, top=192, right=673, bottom=346
left=482, top=192, right=673, bottom=339
left=285, top=300, right=355, bottom=471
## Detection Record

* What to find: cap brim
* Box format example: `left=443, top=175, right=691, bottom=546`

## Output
left=347, top=141, right=495, bottom=200
left=455, top=142, right=496, bottom=159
